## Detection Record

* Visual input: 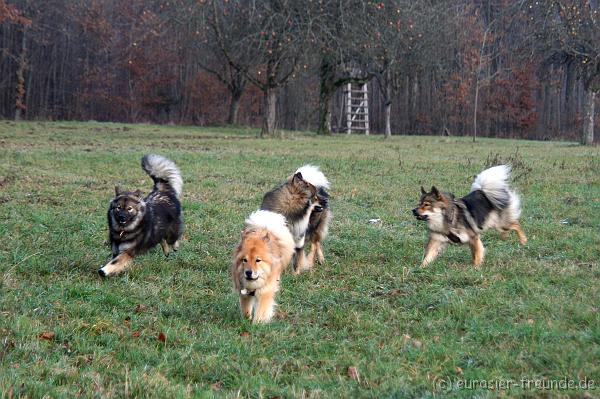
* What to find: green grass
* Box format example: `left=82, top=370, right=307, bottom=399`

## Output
left=0, top=121, right=599, bottom=398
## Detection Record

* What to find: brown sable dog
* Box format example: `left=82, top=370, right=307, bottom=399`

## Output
left=260, top=164, right=331, bottom=274
left=232, top=210, right=295, bottom=323
left=98, top=154, right=184, bottom=277
left=412, top=165, right=527, bottom=267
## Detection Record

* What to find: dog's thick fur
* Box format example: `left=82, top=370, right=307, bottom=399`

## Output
left=306, top=186, right=332, bottom=267
left=412, top=165, right=527, bottom=267
left=232, top=210, right=295, bottom=323
left=99, top=154, right=184, bottom=277
left=260, top=165, right=330, bottom=273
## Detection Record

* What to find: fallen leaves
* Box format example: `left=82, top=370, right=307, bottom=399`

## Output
left=401, top=334, right=423, bottom=349
left=38, top=331, right=55, bottom=341
left=347, top=366, right=360, bottom=382
left=131, top=331, right=141, bottom=338
left=239, top=332, right=250, bottom=338
left=134, top=304, right=147, bottom=313
left=158, top=332, right=167, bottom=343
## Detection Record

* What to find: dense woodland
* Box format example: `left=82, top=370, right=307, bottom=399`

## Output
left=0, top=0, right=598, bottom=143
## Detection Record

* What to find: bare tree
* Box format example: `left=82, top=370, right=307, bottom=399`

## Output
left=209, top=0, right=308, bottom=137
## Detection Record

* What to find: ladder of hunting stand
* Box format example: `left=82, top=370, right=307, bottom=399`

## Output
left=345, top=82, right=369, bottom=135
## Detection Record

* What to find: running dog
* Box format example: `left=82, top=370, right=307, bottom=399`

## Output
left=412, top=165, right=527, bottom=267
left=98, top=154, right=184, bottom=277
left=232, top=210, right=295, bottom=323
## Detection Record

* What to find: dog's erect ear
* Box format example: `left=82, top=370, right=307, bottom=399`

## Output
left=133, top=189, right=142, bottom=198
left=431, top=186, right=441, bottom=199
left=262, top=232, right=271, bottom=243
left=420, top=186, right=427, bottom=195
left=292, top=172, right=303, bottom=183
left=115, top=186, right=123, bottom=196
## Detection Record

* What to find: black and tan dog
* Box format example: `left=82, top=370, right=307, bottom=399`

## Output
left=98, top=154, right=184, bottom=277
left=412, top=165, right=526, bottom=267
left=261, top=165, right=331, bottom=274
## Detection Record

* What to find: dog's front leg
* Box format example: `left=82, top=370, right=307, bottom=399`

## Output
left=111, top=242, right=119, bottom=258
left=292, top=247, right=307, bottom=275
left=239, top=294, right=255, bottom=320
left=160, top=240, right=170, bottom=257
left=510, top=222, right=528, bottom=245
left=98, top=252, right=133, bottom=277
left=253, top=291, right=275, bottom=323
left=422, top=236, right=445, bottom=266
left=469, top=237, right=485, bottom=267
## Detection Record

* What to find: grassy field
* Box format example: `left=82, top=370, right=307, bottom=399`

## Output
left=0, top=121, right=598, bottom=398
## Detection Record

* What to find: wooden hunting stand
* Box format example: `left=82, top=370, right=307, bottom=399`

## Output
left=344, top=82, right=369, bottom=135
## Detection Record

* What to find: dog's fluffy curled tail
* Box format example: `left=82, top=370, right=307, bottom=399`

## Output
left=471, top=165, right=521, bottom=219
left=141, top=154, right=183, bottom=198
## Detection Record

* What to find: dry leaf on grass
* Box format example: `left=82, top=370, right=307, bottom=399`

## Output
left=239, top=332, right=250, bottom=338
left=347, top=366, right=360, bottom=382
left=158, top=332, right=167, bottom=343
left=39, top=331, right=55, bottom=340
left=134, top=304, right=147, bottom=313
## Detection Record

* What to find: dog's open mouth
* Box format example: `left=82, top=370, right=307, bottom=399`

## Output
left=415, top=215, right=428, bottom=221
left=245, top=276, right=259, bottom=281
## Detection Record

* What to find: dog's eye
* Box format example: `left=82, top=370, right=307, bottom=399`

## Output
left=242, top=258, right=248, bottom=263
left=116, top=205, right=121, bottom=210
left=127, top=207, right=134, bottom=212
left=255, top=258, right=261, bottom=263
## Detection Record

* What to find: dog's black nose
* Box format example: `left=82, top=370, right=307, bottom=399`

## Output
left=314, top=205, right=323, bottom=212
left=245, top=270, right=254, bottom=279
left=412, top=208, right=419, bottom=216
left=98, top=268, right=107, bottom=277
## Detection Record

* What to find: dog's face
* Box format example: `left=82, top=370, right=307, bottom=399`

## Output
left=109, top=186, right=145, bottom=227
left=234, top=230, right=274, bottom=290
left=288, top=172, right=318, bottom=201
left=412, top=186, right=446, bottom=224
left=313, top=189, right=329, bottom=213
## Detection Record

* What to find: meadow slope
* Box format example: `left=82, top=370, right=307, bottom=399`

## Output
left=0, top=121, right=599, bottom=398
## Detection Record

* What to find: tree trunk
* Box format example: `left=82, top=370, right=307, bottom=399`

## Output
left=228, top=87, right=243, bottom=125
left=384, top=101, right=391, bottom=138
left=383, top=71, right=392, bottom=139
left=317, top=85, right=333, bottom=135
left=14, top=28, right=27, bottom=121
left=261, top=87, right=277, bottom=137
left=317, top=57, right=335, bottom=135
left=582, top=88, right=595, bottom=145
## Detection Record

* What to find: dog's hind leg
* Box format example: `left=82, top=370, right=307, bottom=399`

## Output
left=307, top=243, right=317, bottom=269
left=253, top=291, right=275, bottom=323
left=98, top=252, right=133, bottom=277
left=422, top=236, right=445, bottom=266
left=469, top=237, right=485, bottom=267
left=510, top=222, right=527, bottom=245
